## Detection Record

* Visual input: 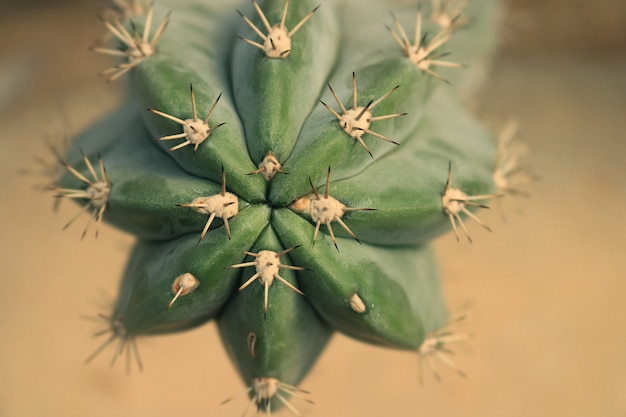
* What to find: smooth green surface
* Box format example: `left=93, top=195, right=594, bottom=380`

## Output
left=114, top=204, right=270, bottom=335
left=270, top=57, right=434, bottom=205
left=272, top=208, right=446, bottom=349
left=60, top=116, right=233, bottom=240
left=231, top=0, right=340, bottom=163
left=293, top=87, right=496, bottom=246
left=63, top=99, right=140, bottom=166
left=131, top=1, right=266, bottom=202
left=218, top=226, right=332, bottom=409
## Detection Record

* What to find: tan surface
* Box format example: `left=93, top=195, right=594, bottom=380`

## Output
left=1, top=3, right=625, bottom=417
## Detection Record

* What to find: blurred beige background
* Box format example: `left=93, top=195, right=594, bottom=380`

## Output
left=1, top=1, right=625, bottom=416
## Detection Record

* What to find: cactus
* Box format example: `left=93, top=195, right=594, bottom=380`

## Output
left=47, top=0, right=510, bottom=413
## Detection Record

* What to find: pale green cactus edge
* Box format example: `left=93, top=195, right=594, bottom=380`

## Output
left=46, top=0, right=515, bottom=413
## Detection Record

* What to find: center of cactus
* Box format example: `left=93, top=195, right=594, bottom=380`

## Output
left=250, top=152, right=285, bottom=181
left=185, top=193, right=238, bottom=223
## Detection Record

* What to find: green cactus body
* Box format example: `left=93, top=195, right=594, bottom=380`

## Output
left=53, top=0, right=503, bottom=412
left=218, top=227, right=332, bottom=411
left=232, top=0, right=340, bottom=163
left=110, top=204, right=271, bottom=335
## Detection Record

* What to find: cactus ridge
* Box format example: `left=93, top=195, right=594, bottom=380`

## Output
left=44, top=0, right=513, bottom=412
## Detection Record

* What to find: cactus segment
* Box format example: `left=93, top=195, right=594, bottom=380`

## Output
left=58, top=115, right=241, bottom=240
left=272, top=209, right=446, bottom=349
left=105, top=204, right=271, bottom=338
left=128, top=1, right=266, bottom=202
left=295, top=88, right=497, bottom=246
left=218, top=227, right=332, bottom=414
left=270, top=59, right=431, bottom=205
left=232, top=0, right=340, bottom=163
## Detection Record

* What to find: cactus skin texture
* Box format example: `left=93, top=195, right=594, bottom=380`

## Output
left=52, top=0, right=505, bottom=413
